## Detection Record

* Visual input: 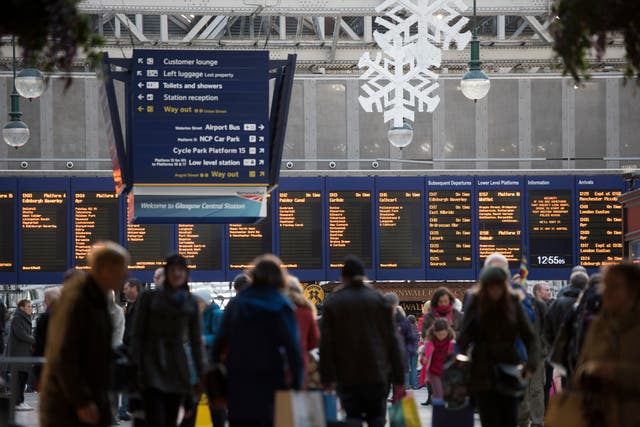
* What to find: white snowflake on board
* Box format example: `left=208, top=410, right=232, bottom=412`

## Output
left=359, top=0, right=472, bottom=128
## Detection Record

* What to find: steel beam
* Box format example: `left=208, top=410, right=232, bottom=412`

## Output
left=524, top=16, right=552, bottom=43
left=181, top=16, right=213, bottom=43
left=115, top=14, right=149, bottom=42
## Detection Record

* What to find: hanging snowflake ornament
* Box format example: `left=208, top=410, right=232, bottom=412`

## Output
left=359, top=0, right=472, bottom=129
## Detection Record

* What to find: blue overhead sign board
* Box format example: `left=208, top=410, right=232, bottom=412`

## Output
left=131, top=49, right=270, bottom=186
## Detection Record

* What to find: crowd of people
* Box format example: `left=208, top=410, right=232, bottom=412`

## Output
left=1, top=240, right=639, bottom=427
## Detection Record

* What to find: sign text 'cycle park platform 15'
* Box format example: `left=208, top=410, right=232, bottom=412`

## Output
left=131, top=49, right=270, bottom=186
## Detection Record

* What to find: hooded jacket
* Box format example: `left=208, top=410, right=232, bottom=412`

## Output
left=211, top=285, right=303, bottom=423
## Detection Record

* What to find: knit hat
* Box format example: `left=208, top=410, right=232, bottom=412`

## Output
left=480, top=265, right=509, bottom=285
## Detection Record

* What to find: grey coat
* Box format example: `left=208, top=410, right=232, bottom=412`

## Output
left=7, top=309, right=34, bottom=372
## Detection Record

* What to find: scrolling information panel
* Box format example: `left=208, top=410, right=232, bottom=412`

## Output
left=378, top=191, right=422, bottom=269
left=127, top=209, right=172, bottom=270
left=579, top=189, right=623, bottom=267
left=228, top=198, right=272, bottom=270
left=0, top=193, right=14, bottom=272
left=428, top=190, right=472, bottom=269
left=328, top=191, right=372, bottom=268
left=528, top=190, right=572, bottom=267
left=178, top=224, right=222, bottom=270
left=278, top=191, right=322, bottom=269
left=22, top=192, right=68, bottom=272
left=74, top=192, right=120, bottom=269
left=477, top=188, right=522, bottom=267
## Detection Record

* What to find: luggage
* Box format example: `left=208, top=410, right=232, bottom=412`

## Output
left=432, top=401, right=474, bottom=427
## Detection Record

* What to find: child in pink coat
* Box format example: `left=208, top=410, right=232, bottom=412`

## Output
left=420, top=318, right=456, bottom=401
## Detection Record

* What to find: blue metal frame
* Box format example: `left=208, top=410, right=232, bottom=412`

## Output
left=18, top=178, right=70, bottom=284
left=525, top=176, right=575, bottom=280
left=324, top=177, right=376, bottom=281
left=374, top=177, right=426, bottom=280
left=275, top=177, right=325, bottom=281
left=425, top=176, right=476, bottom=280
left=0, top=178, right=18, bottom=284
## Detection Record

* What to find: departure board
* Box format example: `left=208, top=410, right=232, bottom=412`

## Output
left=378, top=190, right=423, bottom=269
left=74, top=192, right=120, bottom=269
left=328, top=191, right=372, bottom=268
left=477, top=180, right=522, bottom=268
left=278, top=191, right=322, bottom=270
left=21, top=192, right=68, bottom=272
left=428, top=190, right=472, bottom=269
left=528, top=190, right=573, bottom=267
left=228, top=198, right=272, bottom=270
left=0, top=193, right=15, bottom=272
left=127, top=208, right=172, bottom=270
left=178, top=224, right=222, bottom=270
left=578, top=188, right=623, bottom=267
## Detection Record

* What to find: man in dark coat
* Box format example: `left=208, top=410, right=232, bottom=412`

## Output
left=33, top=287, right=61, bottom=386
left=8, top=299, right=35, bottom=411
left=544, top=270, right=589, bottom=347
left=39, top=242, right=130, bottom=427
left=320, top=256, right=405, bottom=427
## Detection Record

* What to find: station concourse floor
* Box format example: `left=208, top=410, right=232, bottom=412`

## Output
left=16, top=388, right=482, bottom=426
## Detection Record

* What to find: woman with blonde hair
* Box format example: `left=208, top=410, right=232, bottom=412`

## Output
left=288, top=276, right=320, bottom=389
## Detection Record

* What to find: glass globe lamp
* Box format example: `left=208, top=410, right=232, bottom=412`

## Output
left=2, top=120, right=30, bottom=148
left=388, top=122, right=414, bottom=148
left=460, top=69, right=491, bottom=101
left=15, top=68, right=46, bottom=99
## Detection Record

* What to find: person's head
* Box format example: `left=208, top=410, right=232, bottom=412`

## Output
left=569, top=270, right=589, bottom=290
left=43, top=286, right=61, bottom=310
left=511, top=274, right=521, bottom=286
left=430, top=287, right=455, bottom=311
left=532, top=281, right=551, bottom=302
left=192, top=288, right=212, bottom=313
left=124, top=278, right=142, bottom=302
left=572, top=265, right=587, bottom=274
left=601, top=263, right=640, bottom=314
left=287, top=275, right=317, bottom=315
left=250, top=254, right=287, bottom=290
left=164, top=254, right=189, bottom=291
left=341, top=256, right=365, bottom=284
left=63, top=268, right=85, bottom=285
left=407, top=314, right=416, bottom=325
left=232, top=273, right=251, bottom=294
left=428, top=318, right=455, bottom=342
left=17, top=299, right=32, bottom=316
left=88, top=241, right=130, bottom=293
left=478, top=266, right=514, bottom=319
left=483, top=252, right=510, bottom=275
left=384, top=292, right=400, bottom=313
left=153, top=267, right=165, bottom=287
left=422, top=300, right=431, bottom=315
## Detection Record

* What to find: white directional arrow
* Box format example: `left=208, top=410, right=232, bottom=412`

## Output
left=136, top=71, right=142, bottom=76
left=137, top=94, right=144, bottom=100
left=138, top=82, right=144, bottom=88
left=137, top=58, right=143, bottom=64
left=258, top=136, right=265, bottom=142
left=258, top=124, right=265, bottom=131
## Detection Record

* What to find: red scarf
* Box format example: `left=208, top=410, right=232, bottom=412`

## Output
left=429, top=338, right=451, bottom=376
left=435, top=304, right=453, bottom=323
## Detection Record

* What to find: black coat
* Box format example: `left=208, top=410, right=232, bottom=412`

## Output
left=320, top=280, right=405, bottom=387
left=457, top=294, right=540, bottom=392
left=39, top=275, right=113, bottom=427
left=122, top=300, right=137, bottom=346
left=33, top=310, right=51, bottom=380
left=544, top=287, right=582, bottom=347
left=7, top=308, right=34, bottom=372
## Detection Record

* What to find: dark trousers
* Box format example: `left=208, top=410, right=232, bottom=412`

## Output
left=543, top=361, right=553, bottom=409
left=229, top=421, right=272, bottom=427
left=475, top=391, right=519, bottom=427
left=337, top=383, right=388, bottom=427
left=142, top=388, right=183, bottom=427
left=16, top=371, right=28, bottom=404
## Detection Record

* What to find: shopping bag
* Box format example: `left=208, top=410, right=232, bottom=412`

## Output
left=323, top=391, right=338, bottom=422
left=388, top=394, right=421, bottom=427
left=274, top=390, right=326, bottom=427
left=545, top=392, right=588, bottom=427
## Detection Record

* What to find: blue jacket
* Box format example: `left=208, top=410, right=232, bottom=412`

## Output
left=202, top=302, right=223, bottom=348
left=211, top=286, right=303, bottom=423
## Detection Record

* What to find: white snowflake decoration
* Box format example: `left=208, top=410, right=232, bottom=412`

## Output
left=359, top=0, right=472, bottom=128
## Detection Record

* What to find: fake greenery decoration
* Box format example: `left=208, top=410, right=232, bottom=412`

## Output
left=552, top=0, right=640, bottom=82
left=0, top=0, right=103, bottom=75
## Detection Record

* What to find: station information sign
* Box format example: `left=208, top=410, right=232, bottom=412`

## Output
left=477, top=178, right=523, bottom=268
left=328, top=191, right=373, bottom=269
left=578, top=178, right=623, bottom=267
left=131, top=49, right=270, bottom=185
left=0, top=192, right=15, bottom=272
left=21, top=192, right=68, bottom=272
left=278, top=191, right=322, bottom=270
left=378, top=190, right=423, bottom=269
left=228, top=197, right=272, bottom=270
left=127, top=208, right=172, bottom=270
left=527, top=182, right=573, bottom=268
left=74, top=192, right=120, bottom=269
left=427, top=179, right=473, bottom=270
left=178, top=224, right=222, bottom=270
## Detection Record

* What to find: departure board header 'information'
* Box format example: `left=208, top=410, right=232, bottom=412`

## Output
left=131, top=49, right=270, bottom=186
left=1, top=175, right=627, bottom=283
